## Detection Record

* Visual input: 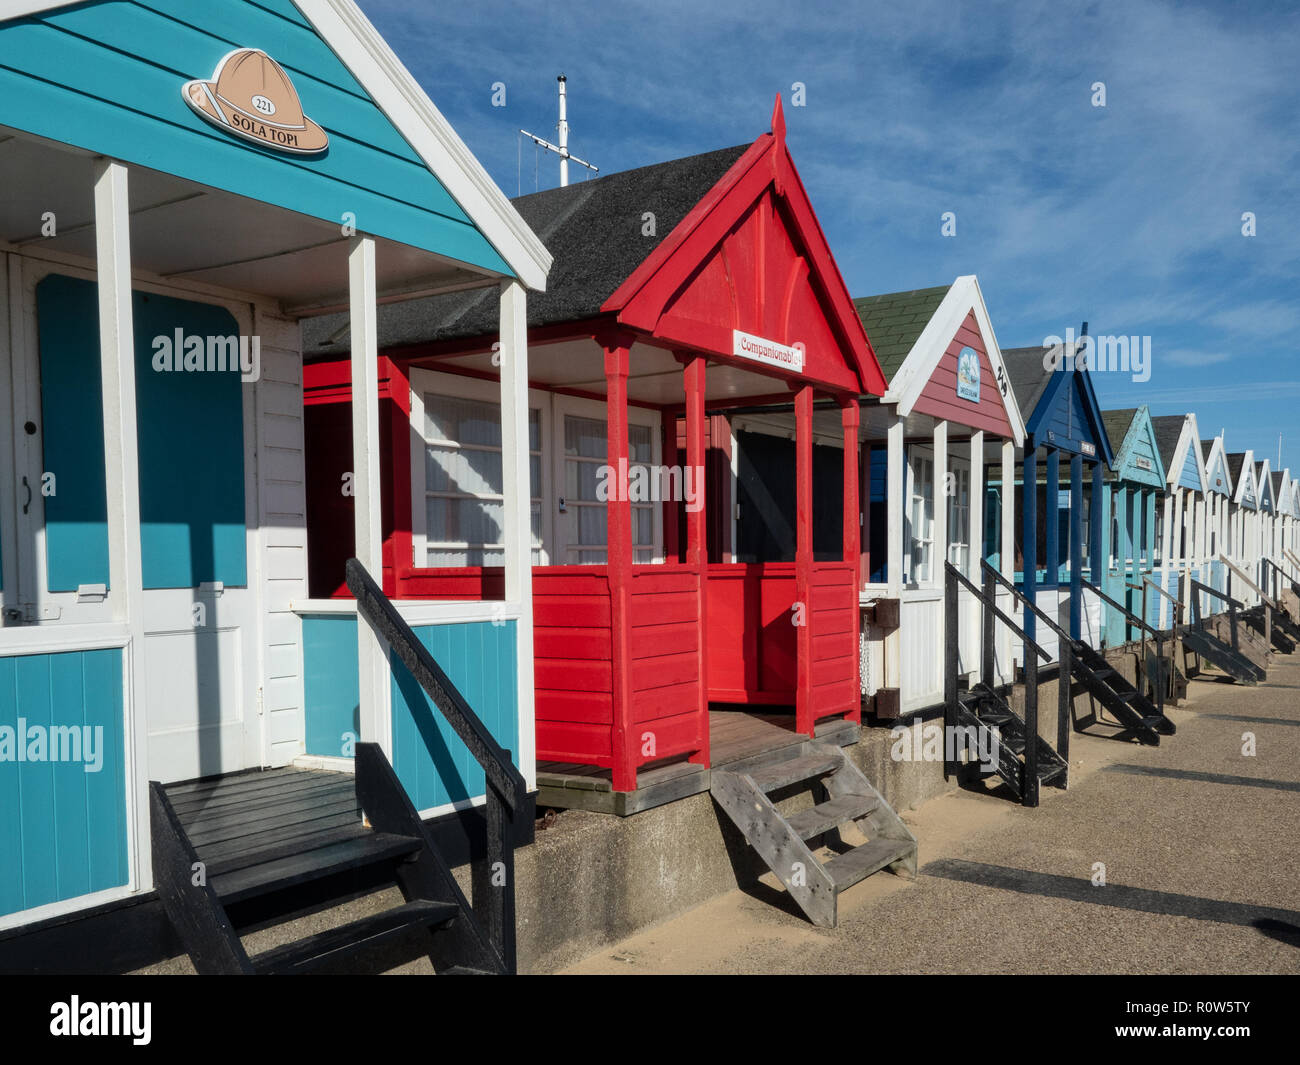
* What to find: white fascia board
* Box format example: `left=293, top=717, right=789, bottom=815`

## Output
left=301, top=0, right=551, bottom=291
left=1205, top=434, right=1231, bottom=496
left=1233, top=449, right=1256, bottom=505
left=888, top=276, right=1025, bottom=446
left=0, top=0, right=553, bottom=290
left=1168, top=413, right=1208, bottom=493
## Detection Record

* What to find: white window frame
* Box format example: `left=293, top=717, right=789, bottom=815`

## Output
left=904, top=444, right=935, bottom=587
left=946, top=457, right=972, bottom=572
left=551, top=392, right=664, bottom=566
left=408, top=366, right=552, bottom=569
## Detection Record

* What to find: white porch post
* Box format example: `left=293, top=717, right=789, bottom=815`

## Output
left=1158, top=492, right=1174, bottom=628
left=886, top=414, right=904, bottom=691
left=498, top=280, right=535, bottom=790
left=94, top=157, right=148, bottom=890
left=969, top=431, right=985, bottom=678
left=1000, top=440, right=1014, bottom=678
left=932, top=420, right=948, bottom=590
left=349, top=234, right=388, bottom=753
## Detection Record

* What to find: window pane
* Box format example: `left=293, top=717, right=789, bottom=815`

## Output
left=632, top=505, right=652, bottom=545
left=630, top=424, right=652, bottom=462
left=565, top=415, right=606, bottom=459
left=424, top=394, right=501, bottom=447
left=427, top=496, right=504, bottom=546
left=426, top=444, right=503, bottom=496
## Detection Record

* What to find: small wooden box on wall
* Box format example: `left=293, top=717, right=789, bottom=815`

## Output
left=869, top=687, right=901, bottom=720
left=864, top=598, right=901, bottom=629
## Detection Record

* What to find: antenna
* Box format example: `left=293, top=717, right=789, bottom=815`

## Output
left=519, top=74, right=599, bottom=188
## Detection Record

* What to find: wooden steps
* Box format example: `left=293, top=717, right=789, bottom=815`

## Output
left=710, top=740, right=916, bottom=928
left=1068, top=641, right=1174, bottom=743
left=955, top=685, right=1069, bottom=798
left=150, top=744, right=507, bottom=975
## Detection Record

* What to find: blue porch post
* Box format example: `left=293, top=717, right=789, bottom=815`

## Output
left=1070, top=452, right=1083, bottom=640
left=1091, top=460, right=1107, bottom=628
left=1046, top=449, right=1060, bottom=588
left=1024, top=445, right=1038, bottom=645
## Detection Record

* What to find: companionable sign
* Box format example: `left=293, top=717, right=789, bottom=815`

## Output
left=732, top=330, right=805, bottom=373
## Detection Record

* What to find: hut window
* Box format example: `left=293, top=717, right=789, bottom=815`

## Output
left=947, top=465, right=970, bottom=571
left=561, top=415, right=655, bottom=565
left=421, top=393, right=542, bottom=566
left=905, top=451, right=934, bottom=583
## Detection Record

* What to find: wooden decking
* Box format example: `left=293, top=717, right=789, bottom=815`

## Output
left=536, top=710, right=860, bottom=816
left=164, top=766, right=362, bottom=871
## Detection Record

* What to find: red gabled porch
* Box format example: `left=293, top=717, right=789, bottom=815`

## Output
left=303, top=98, right=886, bottom=795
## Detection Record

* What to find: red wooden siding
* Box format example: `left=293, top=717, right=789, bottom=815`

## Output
left=911, top=310, right=1013, bottom=436
left=533, top=568, right=614, bottom=764
left=810, top=562, right=858, bottom=716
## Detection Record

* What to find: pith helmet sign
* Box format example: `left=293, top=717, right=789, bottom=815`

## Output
left=183, top=49, right=328, bottom=155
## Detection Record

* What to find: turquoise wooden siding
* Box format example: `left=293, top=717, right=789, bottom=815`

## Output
left=0, top=649, right=128, bottom=919
left=1177, top=444, right=1203, bottom=491
left=391, top=621, right=519, bottom=811
left=37, top=277, right=111, bottom=592
left=1112, top=411, right=1165, bottom=490
left=301, top=615, right=520, bottom=808
left=0, top=1, right=509, bottom=275
left=37, top=275, right=247, bottom=591
left=302, top=614, right=359, bottom=758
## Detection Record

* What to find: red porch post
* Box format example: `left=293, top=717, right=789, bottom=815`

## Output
left=841, top=397, right=862, bottom=725
left=795, top=384, right=815, bottom=736
left=684, top=355, right=710, bottom=766
left=661, top=407, right=681, bottom=563
left=603, top=335, right=637, bottom=791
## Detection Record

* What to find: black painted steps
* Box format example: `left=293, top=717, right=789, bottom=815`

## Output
left=1069, top=642, right=1173, bottom=742
left=1181, top=625, right=1264, bottom=684
left=956, top=684, right=1069, bottom=799
left=211, top=828, right=423, bottom=905
left=252, top=899, right=458, bottom=975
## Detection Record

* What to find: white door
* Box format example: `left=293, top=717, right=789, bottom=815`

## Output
left=13, top=261, right=261, bottom=781
left=551, top=394, right=663, bottom=565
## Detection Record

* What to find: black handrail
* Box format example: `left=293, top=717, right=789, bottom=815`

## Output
left=346, top=557, right=526, bottom=970
left=346, top=558, right=526, bottom=809
left=1085, top=578, right=1160, bottom=643
left=1085, top=578, right=1165, bottom=717
left=980, top=559, right=1073, bottom=644
left=948, top=563, right=1051, bottom=663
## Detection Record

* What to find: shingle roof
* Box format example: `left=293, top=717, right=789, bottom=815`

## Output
left=1150, top=415, right=1188, bottom=473
left=303, top=144, right=751, bottom=356
left=1101, top=408, right=1139, bottom=449
left=851, top=285, right=951, bottom=383
left=1000, top=345, right=1058, bottom=418
left=1227, top=452, right=1248, bottom=483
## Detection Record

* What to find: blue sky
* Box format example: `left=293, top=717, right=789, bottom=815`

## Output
left=359, top=0, right=1300, bottom=474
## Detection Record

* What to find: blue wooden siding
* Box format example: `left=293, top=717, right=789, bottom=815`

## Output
left=302, top=614, right=360, bottom=758
left=1178, top=443, right=1203, bottom=491
left=0, top=649, right=128, bottom=919
left=37, top=275, right=247, bottom=591
left=1207, top=451, right=1230, bottom=495
left=392, top=621, right=519, bottom=811
left=1112, top=411, right=1165, bottom=490
left=0, top=1, right=510, bottom=275
left=301, top=615, right=520, bottom=808
left=1029, top=368, right=1111, bottom=463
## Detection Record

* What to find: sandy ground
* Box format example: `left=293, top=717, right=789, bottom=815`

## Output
left=560, top=656, right=1300, bottom=975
